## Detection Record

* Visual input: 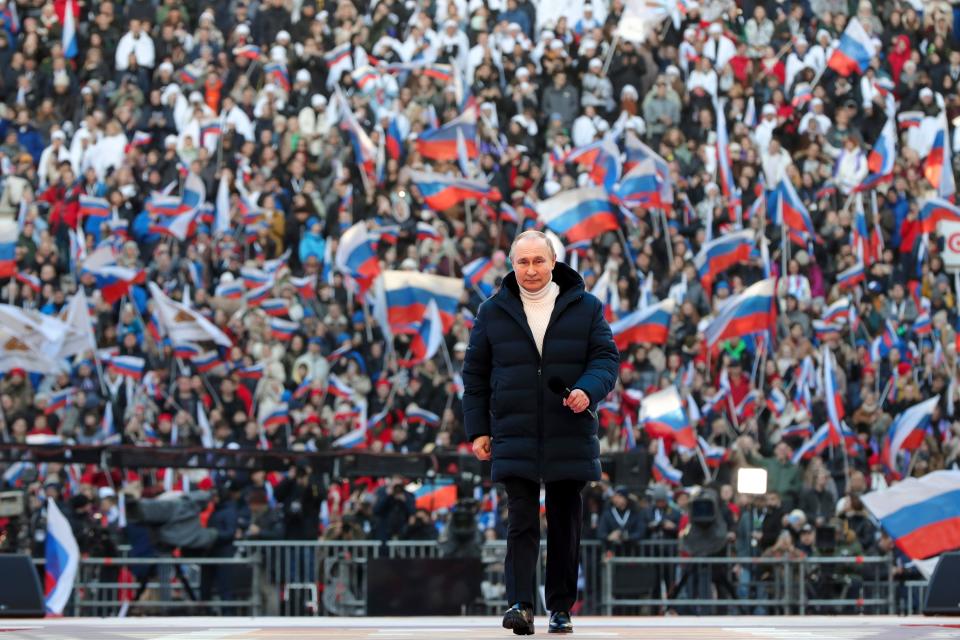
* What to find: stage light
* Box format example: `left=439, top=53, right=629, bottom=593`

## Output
left=736, top=467, right=768, bottom=495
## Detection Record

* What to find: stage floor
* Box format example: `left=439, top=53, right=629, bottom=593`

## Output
left=0, top=616, right=957, bottom=640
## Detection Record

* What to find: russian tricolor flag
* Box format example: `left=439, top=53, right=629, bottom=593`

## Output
left=827, top=17, right=877, bottom=76
left=173, top=343, right=201, bottom=359
left=215, top=280, right=245, bottom=299
left=923, top=120, right=955, bottom=199
left=324, top=42, right=352, bottom=68
left=108, top=355, right=145, bottom=380
left=335, top=221, right=381, bottom=290
left=235, top=363, right=264, bottom=380
left=609, top=298, right=674, bottom=349
left=415, top=110, right=477, bottom=161
left=918, top=197, right=960, bottom=234
left=640, top=386, right=695, bottom=448
left=0, top=220, right=14, bottom=278
left=614, top=158, right=662, bottom=208
left=87, top=265, right=145, bottom=304
left=327, top=373, right=355, bottom=399
left=775, top=178, right=817, bottom=246
left=44, top=497, right=79, bottom=614
left=45, top=387, right=75, bottom=415
left=864, top=117, right=896, bottom=184
left=333, top=424, right=367, bottom=449
left=716, top=106, right=741, bottom=222
left=791, top=423, right=839, bottom=463
left=698, top=436, right=729, bottom=468
left=564, top=137, right=622, bottom=192
left=79, top=195, right=111, bottom=220
left=407, top=406, right=441, bottom=426
left=882, top=396, right=939, bottom=479
left=269, top=318, right=299, bottom=340
left=398, top=299, right=443, bottom=367
left=623, top=132, right=673, bottom=205
left=537, top=187, right=619, bottom=244
left=821, top=346, right=845, bottom=441
left=463, top=257, right=494, bottom=294
left=149, top=208, right=198, bottom=240
left=836, top=262, right=866, bottom=289
left=693, top=230, right=754, bottom=293
left=193, top=351, right=225, bottom=374
left=233, top=44, right=261, bottom=60
left=62, top=0, right=77, bottom=59
left=383, top=270, right=464, bottom=332
left=15, top=271, right=41, bottom=293
left=652, top=439, right=683, bottom=485
left=703, top=277, right=776, bottom=346
left=261, top=298, right=289, bottom=317
left=409, top=170, right=501, bottom=211
left=261, top=404, right=289, bottom=428
left=245, top=283, right=272, bottom=307
left=861, top=469, right=960, bottom=562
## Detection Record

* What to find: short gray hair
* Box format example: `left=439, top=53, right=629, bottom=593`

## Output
left=509, top=230, right=556, bottom=262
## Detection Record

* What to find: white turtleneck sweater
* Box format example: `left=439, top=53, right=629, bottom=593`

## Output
left=519, top=280, right=560, bottom=356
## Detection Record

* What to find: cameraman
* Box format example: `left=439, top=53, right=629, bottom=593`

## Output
left=205, top=479, right=251, bottom=613
left=275, top=461, right=322, bottom=539
left=401, top=507, right=438, bottom=541
left=373, top=475, right=415, bottom=542
left=643, top=485, right=681, bottom=542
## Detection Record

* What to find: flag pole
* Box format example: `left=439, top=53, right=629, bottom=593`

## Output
left=695, top=446, right=711, bottom=482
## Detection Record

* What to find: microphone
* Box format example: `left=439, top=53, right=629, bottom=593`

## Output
left=547, top=377, right=598, bottom=420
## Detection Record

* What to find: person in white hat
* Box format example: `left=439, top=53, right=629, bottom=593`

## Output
left=703, top=22, right=735, bottom=70
left=37, top=129, right=70, bottom=190
left=581, top=57, right=614, bottom=113
left=799, top=98, right=832, bottom=136
left=115, top=18, right=156, bottom=72
left=754, top=103, right=779, bottom=151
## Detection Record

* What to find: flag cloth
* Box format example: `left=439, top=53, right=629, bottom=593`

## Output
left=827, top=17, right=878, bottom=76
left=639, top=386, right=695, bottom=448
left=536, top=187, right=619, bottom=244
left=148, top=282, right=232, bottom=346
left=862, top=470, right=960, bottom=562
left=45, top=497, right=80, bottom=614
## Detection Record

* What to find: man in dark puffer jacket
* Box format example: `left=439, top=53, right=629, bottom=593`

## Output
left=463, top=230, right=619, bottom=635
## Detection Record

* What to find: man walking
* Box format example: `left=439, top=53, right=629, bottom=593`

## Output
left=463, top=230, right=619, bottom=634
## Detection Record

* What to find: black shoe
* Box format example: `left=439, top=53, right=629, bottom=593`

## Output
left=548, top=610, right=573, bottom=633
left=502, top=603, right=534, bottom=635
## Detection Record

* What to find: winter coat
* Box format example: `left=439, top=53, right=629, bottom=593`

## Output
left=462, top=262, right=619, bottom=483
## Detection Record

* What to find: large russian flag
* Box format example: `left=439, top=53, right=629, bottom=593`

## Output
left=382, top=270, right=463, bottom=332
left=703, top=277, right=776, bottom=346
left=827, top=17, right=877, bottom=76
left=416, top=110, right=477, bottom=161
left=609, top=298, right=675, bottom=349
left=408, top=170, right=501, bottom=211
left=862, top=470, right=960, bottom=562
left=716, top=108, right=741, bottom=222
left=692, top=229, right=754, bottom=292
left=335, top=221, right=381, bottom=286
left=623, top=132, right=673, bottom=205
left=335, top=89, right=376, bottom=181
left=864, top=117, right=896, bottom=183
left=78, top=195, right=111, bottom=220
left=918, top=197, right=960, bottom=234
left=640, top=386, right=695, bottom=448
left=881, top=395, right=939, bottom=479
left=924, top=117, right=956, bottom=199
left=537, top=187, right=619, bottom=244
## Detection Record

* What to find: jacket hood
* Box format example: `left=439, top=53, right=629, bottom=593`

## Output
left=500, top=261, right=585, bottom=299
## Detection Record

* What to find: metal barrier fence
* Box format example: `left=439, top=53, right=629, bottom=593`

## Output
left=70, top=555, right=259, bottom=617
left=52, top=542, right=925, bottom=617
left=600, top=555, right=897, bottom=616
left=232, top=539, right=680, bottom=617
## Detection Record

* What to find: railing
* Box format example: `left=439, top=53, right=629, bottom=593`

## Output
left=600, top=554, right=897, bottom=616
left=233, top=539, right=677, bottom=617
left=71, top=555, right=260, bottom=617
left=51, top=542, right=922, bottom=617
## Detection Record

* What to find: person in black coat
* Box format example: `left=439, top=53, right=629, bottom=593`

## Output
left=597, top=487, right=647, bottom=551
left=463, top=230, right=619, bottom=634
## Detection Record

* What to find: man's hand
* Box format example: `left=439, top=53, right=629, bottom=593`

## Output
left=472, top=436, right=492, bottom=461
left=563, top=389, right=590, bottom=413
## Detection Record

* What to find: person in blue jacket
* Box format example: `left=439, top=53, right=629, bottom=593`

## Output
left=463, top=230, right=619, bottom=635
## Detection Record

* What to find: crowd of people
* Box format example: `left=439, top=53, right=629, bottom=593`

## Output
left=0, top=0, right=956, bottom=602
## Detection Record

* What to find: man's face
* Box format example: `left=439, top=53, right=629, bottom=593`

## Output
left=511, top=237, right=556, bottom=293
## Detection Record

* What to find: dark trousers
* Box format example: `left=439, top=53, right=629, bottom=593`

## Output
left=502, top=477, right=585, bottom=612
